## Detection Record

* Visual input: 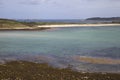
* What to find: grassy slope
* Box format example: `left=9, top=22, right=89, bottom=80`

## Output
left=0, top=19, right=72, bottom=29
left=0, top=19, right=31, bottom=29
left=0, top=61, right=120, bottom=80
left=0, top=19, right=53, bottom=30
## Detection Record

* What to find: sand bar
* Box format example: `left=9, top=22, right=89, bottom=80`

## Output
left=73, top=56, right=120, bottom=65
left=38, top=24, right=120, bottom=28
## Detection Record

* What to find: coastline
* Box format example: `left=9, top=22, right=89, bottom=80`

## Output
left=37, top=23, right=120, bottom=28
left=0, top=61, right=120, bottom=80
left=0, top=23, right=120, bottom=31
left=0, top=24, right=120, bottom=79
left=73, top=56, right=120, bottom=65
left=0, top=27, right=51, bottom=31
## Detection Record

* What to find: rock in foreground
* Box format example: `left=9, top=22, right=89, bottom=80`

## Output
left=0, top=61, right=120, bottom=80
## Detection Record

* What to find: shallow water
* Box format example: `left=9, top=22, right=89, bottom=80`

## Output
left=0, top=26, right=120, bottom=72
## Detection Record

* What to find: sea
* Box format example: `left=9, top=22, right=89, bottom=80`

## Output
left=0, top=26, right=120, bottom=73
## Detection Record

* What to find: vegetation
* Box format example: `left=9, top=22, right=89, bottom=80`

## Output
left=0, top=61, right=120, bottom=80
left=1, top=18, right=120, bottom=30
left=0, top=18, right=75, bottom=30
left=0, top=19, right=30, bottom=29
left=111, top=21, right=120, bottom=24
left=0, top=19, right=52, bottom=30
left=86, top=17, right=120, bottom=21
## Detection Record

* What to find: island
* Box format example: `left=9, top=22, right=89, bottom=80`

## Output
left=1, top=18, right=120, bottom=30
left=86, top=17, right=120, bottom=23
left=86, top=17, right=120, bottom=21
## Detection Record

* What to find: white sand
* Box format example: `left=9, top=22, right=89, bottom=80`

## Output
left=38, top=24, right=120, bottom=28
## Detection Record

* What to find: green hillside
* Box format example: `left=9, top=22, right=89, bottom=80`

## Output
left=0, top=19, right=31, bottom=29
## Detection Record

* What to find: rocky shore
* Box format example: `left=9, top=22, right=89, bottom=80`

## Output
left=0, top=61, right=120, bottom=80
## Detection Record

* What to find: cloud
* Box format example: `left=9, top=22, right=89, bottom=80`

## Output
left=20, top=0, right=53, bottom=5
left=4, top=0, right=120, bottom=6
left=26, top=0, right=45, bottom=5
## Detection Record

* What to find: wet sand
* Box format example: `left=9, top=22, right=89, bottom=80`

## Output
left=73, top=56, right=120, bottom=65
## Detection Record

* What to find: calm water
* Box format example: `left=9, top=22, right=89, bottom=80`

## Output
left=0, top=26, right=120, bottom=72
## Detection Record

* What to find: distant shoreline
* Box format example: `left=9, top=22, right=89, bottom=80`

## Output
left=0, top=23, right=120, bottom=30
left=38, top=23, right=120, bottom=28
left=0, top=27, right=51, bottom=31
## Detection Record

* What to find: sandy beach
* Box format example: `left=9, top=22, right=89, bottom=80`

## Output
left=1, top=23, right=120, bottom=30
left=38, top=23, right=120, bottom=28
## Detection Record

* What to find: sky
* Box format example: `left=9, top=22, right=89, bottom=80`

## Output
left=0, top=0, right=120, bottom=19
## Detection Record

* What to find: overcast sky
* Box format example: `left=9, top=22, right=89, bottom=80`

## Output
left=0, top=0, right=120, bottom=19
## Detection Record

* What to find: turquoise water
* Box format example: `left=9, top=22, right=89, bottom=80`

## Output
left=0, top=26, right=120, bottom=72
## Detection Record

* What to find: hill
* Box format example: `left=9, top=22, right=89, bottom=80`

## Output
left=0, top=18, right=52, bottom=30
left=0, top=19, right=32, bottom=29
left=86, top=17, right=120, bottom=21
